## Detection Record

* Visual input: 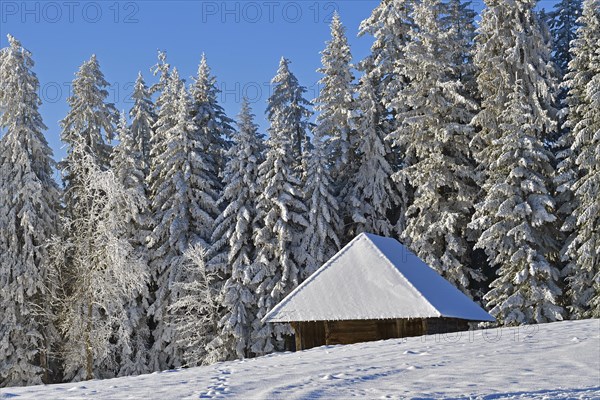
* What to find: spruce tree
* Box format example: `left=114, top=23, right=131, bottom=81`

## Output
left=343, top=75, right=400, bottom=238
left=391, top=0, right=481, bottom=297
left=358, top=0, right=415, bottom=234
left=470, top=0, right=563, bottom=324
left=0, top=35, right=61, bottom=387
left=560, top=0, right=600, bottom=319
left=206, top=98, right=265, bottom=362
left=300, top=132, right=341, bottom=279
left=471, top=0, right=558, bottom=173
left=250, top=59, right=309, bottom=355
left=314, top=12, right=356, bottom=183
left=129, top=72, right=156, bottom=176
left=265, top=57, right=313, bottom=170
left=146, top=70, right=219, bottom=370
left=473, top=83, right=564, bottom=325
left=546, top=0, right=584, bottom=75
left=190, top=54, right=235, bottom=197
left=110, top=113, right=152, bottom=376
left=358, top=0, right=414, bottom=110
left=60, top=55, right=116, bottom=186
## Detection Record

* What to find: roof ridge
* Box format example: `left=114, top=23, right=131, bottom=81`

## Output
left=362, top=236, right=441, bottom=318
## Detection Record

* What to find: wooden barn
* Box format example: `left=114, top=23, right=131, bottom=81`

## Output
left=263, top=233, right=495, bottom=351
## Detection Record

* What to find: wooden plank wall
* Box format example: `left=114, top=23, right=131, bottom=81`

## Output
left=291, top=317, right=470, bottom=350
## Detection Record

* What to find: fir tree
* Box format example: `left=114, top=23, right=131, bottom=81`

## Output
left=343, top=75, right=400, bottom=238
left=265, top=57, right=313, bottom=170
left=471, top=0, right=558, bottom=174
left=60, top=54, right=117, bottom=188
left=0, top=34, right=61, bottom=387
left=146, top=70, right=219, bottom=370
left=314, top=12, right=356, bottom=182
left=470, top=0, right=563, bottom=324
left=545, top=0, right=584, bottom=75
left=169, top=245, right=219, bottom=367
left=190, top=54, right=236, bottom=197
left=250, top=60, right=310, bottom=355
left=391, top=0, right=481, bottom=297
left=110, top=113, right=152, bottom=376
left=300, top=132, right=342, bottom=279
left=560, top=0, right=600, bottom=319
left=358, top=0, right=415, bottom=234
left=473, top=82, right=564, bottom=325
left=129, top=72, right=156, bottom=176
left=358, top=0, right=414, bottom=110
left=206, top=98, right=265, bottom=362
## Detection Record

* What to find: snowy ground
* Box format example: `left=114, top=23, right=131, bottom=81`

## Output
left=1, top=319, right=599, bottom=399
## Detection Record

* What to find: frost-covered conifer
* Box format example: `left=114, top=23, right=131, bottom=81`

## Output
left=440, top=0, right=478, bottom=94
left=358, top=0, right=415, bottom=234
left=471, top=82, right=564, bottom=325
left=190, top=54, right=235, bottom=194
left=359, top=0, right=414, bottom=109
left=343, top=75, right=400, bottom=239
left=110, top=113, right=152, bottom=376
left=561, top=0, right=600, bottom=319
left=266, top=57, right=313, bottom=170
left=300, top=132, right=341, bottom=279
left=314, top=12, right=356, bottom=182
left=470, top=1, right=562, bottom=323
left=146, top=70, right=219, bottom=370
left=0, top=35, right=61, bottom=387
left=250, top=61, right=310, bottom=355
left=471, top=0, right=558, bottom=174
left=391, top=0, right=481, bottom=296
left=60, top=55, right=117, bottom=189
left=129, top=72, right=156, bottom=176
left=546, top=0, right=584, bottom=75
left=205, top=99, right=264, bottom=362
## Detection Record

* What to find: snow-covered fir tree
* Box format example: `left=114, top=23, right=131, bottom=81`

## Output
left=343, top=75, right=401, bottom=238
left=250, top=60, right=310, bottom=355
left=545, top=0, right=584, bottom=75
left=129, top=72, right=156, bottom=176
left=358, top=0, right=415, bottom=234
left=300, top=131, right=342, bottom=279
left=205, top=98, right=265, bottom=362
left=190, top=54, right=235, bottom=194
left=52, top=150, right=148, bottom=381
left=472, top=82, right=564, bottom=325
left=470, top=0, right=562, bottom=323
left=560, top=0, right=600, bottom=319
left=60, top=55, right=117, bottom=185
left=146, top=70, right=220, bottom=370
left=471, top=0, right=558, bottom=174
left=440, top=0, right=478, bottom=95
left=390, top=0, right=481, bottom=297
left=0, top=35, right=61, bottom=387
left=266, top=57, right=313, bottom=170
left=150, top=50, right=170, bottom=96
left=109, top=113, right=152, bottom=376
left=358, top=0, right=414, bottom=111
left=314, top=12, right=356, bottom=183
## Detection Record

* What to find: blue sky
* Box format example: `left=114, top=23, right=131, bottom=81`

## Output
left=1, top=0, right=559, bottom=164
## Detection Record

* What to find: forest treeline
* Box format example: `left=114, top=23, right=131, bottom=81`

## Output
left=0, top=0, right=598, bottom=387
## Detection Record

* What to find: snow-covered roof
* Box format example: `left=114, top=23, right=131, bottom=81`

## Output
left=264, top=233, right=495, bottom=323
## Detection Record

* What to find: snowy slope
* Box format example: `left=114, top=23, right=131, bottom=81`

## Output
left=2, top=319, right=599, bottom=399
